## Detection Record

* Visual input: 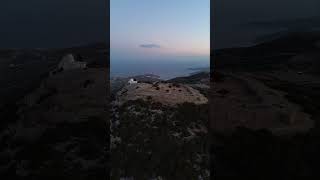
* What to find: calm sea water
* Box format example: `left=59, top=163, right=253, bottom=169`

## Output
left=111, top=56, right=209, bottom=80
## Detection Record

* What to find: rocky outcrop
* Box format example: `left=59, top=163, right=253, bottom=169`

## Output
left=57, top=54, right=86, bottom=71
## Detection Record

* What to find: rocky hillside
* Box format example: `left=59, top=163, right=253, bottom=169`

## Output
left=0, top=48, right=108, bottom=179
left=211, top=32, right=320, bottom=176
left=110, top=72, right=210, bottom=179
left=0, top=43, right=108, bottom=106
left=212, top=32, right=320, bottom=134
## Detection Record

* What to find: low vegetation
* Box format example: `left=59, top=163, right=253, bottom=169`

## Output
left=111, top=99, right=209, bottom=179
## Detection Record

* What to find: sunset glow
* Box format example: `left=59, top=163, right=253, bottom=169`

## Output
left=111, top=0, right=210, bottom=60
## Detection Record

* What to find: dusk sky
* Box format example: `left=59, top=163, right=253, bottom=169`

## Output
left=0, top=0, right=108, bottom=48
left=111, top=0, right=210, bottom=61
left=213, top=0, right=320, bottom=48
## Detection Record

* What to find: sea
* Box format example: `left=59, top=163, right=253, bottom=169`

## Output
left=110, top=26, right=293, bottom=80
left=110, top=56, right=210, bottom=80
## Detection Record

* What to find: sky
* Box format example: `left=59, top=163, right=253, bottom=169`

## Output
left=111, top=0, right=210, bottom=61
left=0, top=0, right=108, bottom=48
left=213, top=0, right=320, bottom=48
left=1, top=0, right=318, bottom=49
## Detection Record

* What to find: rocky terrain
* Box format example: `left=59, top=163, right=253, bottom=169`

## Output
left=0, top=43, right=108, bottom=107
left=212, top=32, right=320, bottom=133
left=116, top=82, right=207, bottom=107
left=211, top=32, right=320, bottom=176
left=110, top=72, right=210, bottom=179
left=0, top=45, right=109, bottom=179
left=211, top=71, right=313, bottom=134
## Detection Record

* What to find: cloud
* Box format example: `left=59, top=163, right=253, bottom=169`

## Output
left=139, top=44, right=161, bottom=48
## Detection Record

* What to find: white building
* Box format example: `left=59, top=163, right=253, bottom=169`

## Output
left=128, top=78, right=138, bottom=84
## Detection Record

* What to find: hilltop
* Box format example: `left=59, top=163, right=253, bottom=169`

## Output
left=116, top=82, right=207, bottom=107
left=110, top=72, right=210, bottom=179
